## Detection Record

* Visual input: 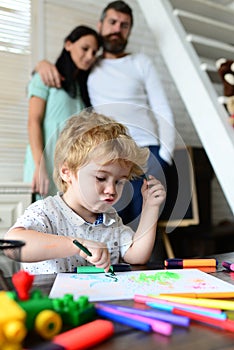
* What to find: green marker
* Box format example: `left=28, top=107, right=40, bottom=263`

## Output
left=73, top=240, right=115, bottom=276
left=76, top=266, right=104, bottom=274
left=76, top=265, right=115, bottom=275
left=109, top=265, right=115, bottom=275
left=73, top=239, right=92, bottom=256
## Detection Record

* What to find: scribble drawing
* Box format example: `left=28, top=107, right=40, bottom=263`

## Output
left=129, top=271, right=181, bottom=285
left=189, top=278, right=217, bottom=291
left=70, top=273, right=117, bottom=287
left=50, top=269, right=234, bottom=301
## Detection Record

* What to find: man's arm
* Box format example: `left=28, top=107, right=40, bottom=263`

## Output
left=35, top=60, right=63, bottom=88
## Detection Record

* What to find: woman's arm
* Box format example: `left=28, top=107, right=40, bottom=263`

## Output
left=28, top=96, right=49, bottom=196
left=123, top=176, right=166, bottom=264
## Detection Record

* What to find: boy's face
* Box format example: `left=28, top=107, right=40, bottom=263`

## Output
left=66, top=159, right=132, bottom=213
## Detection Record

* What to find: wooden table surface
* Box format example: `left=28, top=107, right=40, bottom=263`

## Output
left=31, top=252, right=234, bottom=350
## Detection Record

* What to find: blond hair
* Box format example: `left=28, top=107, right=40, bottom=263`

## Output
left=53, top=110, right=149, bottom=192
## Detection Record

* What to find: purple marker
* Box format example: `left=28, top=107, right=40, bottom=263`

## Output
left=96, top=303, right=189, bottom=327
left=222, top=261, right=234, bottom=272
left=95, top=304, right=173, bottom=336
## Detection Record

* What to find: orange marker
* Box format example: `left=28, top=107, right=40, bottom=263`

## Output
left=164, top=258, right=218, bottom=268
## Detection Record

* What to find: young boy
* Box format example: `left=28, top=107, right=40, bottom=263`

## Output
left=5, top=111, right=165, bottom=274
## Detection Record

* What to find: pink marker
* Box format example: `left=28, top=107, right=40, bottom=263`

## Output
left=134, top=294, right=222, bottom=314
left=96, top=304, right=173, bottom=336
left=222, top=261, right=234, bottom=272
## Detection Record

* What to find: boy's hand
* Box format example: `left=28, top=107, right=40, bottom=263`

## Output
left=78, top=240, right=111, bottom=273
left=141, top=175, right=166, bottom=207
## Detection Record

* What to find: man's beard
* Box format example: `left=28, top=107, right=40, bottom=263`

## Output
left=102, top=33, right=128, bottom=54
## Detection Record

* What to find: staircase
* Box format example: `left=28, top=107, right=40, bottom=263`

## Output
left=137, top=0, right=234, bottom=214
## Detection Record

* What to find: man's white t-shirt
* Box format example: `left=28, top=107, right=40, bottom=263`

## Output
left=88, top=53, right=175, bottom=164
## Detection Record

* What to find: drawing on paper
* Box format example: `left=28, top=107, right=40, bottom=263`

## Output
left=49, top=269, right=234, bottom=302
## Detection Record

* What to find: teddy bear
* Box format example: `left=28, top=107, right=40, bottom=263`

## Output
left=216, top=58, right=234, bottom=126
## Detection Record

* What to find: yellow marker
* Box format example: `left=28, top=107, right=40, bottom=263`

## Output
left=159, top=292, right=234, bottom=299
left=150, top=295, right=234, bottom=310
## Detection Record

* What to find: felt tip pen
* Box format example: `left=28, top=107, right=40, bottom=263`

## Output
left=96, top=302, right=190, bottom=327
left=112, top=263, right=131, bottom=272
left=96, top=304, right=173, bottom=335
left=164, top=258, right=218, bottom=268
left=158, top=292, right=234, bottom=299
left=76, top=266, right=106, bottom=274
left=173, top=308, right=234, bottom=332
left=96, top=307, right=151, bottom=332
left=134, top=294, right=223, bottom=314
left=29, top=319, right=114, bottom=350
left=73, top=239, right=92, bottom=256
left=222, top=261, right=234, bottom=272
left=134, top=294, right=226, bottom=319
left=153, top=295, right=234, bottom=311
left=147, top=302, right=227, bottom=320
left=76, top=265, right=115, bottom=275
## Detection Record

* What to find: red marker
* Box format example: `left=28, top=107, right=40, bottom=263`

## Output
left=173, top=308, right=234, bottom=332
left=30, top=319, right=114, bottom=349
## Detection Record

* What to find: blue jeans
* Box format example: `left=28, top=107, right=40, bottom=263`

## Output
left=114, top=146, right=178, bottom=230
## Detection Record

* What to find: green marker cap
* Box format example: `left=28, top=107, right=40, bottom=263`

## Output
left=76, top=266, right=105, bottom=274
left=76, top=266, right=114, bottom=274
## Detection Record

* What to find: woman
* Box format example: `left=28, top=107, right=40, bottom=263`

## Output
left=24, top=26, right=101, bottom=199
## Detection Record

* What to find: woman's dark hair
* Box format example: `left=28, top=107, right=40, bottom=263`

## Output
left=55, top=25, right=102, bottom=107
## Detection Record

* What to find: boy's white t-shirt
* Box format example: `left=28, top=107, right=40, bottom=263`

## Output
left=11, top=193, right=134, bottom=274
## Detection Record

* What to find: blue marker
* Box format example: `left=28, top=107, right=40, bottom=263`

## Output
left=96, top=308, right=151, bottom=332
left=97, top=303, right=190, bottom=327
left=147, top=302, right=227, bottom=320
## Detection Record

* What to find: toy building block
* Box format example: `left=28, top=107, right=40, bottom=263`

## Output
left=52, top=294, right=96, bottom=327
left=0, top=291, right=27, bottom=349
left=5, top=271, right=96, bottom=343
left=12, top=270, right=34, bottom=300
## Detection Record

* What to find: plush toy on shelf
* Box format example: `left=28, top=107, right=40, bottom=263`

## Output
left=216, top=58, right=234, bottom=127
